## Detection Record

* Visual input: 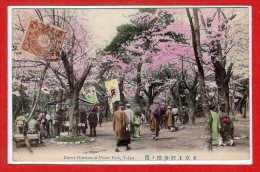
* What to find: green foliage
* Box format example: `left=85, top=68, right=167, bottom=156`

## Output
left=54, top=135, right=90, bottom=142
left=105, top=24, right=144, bottom=55
left=164, top=32, right=186, bottom=43
left=105, top=10, right=179, bottom=57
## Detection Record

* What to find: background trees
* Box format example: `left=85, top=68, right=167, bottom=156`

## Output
left=104, top=9, right=195, bottom=108
left=12, top=9, right=97, bottom=135
left=12, top=8, right=249, bottom=142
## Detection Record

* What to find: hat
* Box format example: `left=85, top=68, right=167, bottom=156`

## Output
left=172, top=108, right=178, bottom=114
left=167, top=106, right=171, bottom=109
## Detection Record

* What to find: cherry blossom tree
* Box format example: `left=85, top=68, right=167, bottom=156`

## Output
left=104, top=9, right=195, bottom=109
left=186, top=8, right=213, bottom=150
left=12, top=9, right=96, bottom=136
left=198, top=8, right=248, bottom=115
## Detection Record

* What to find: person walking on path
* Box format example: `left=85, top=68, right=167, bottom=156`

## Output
left=88, top=107, right=98, bottom=137
left=113, top=104, right=131, bottom=152
left=45, top=111, right=52, bottom=138
left=95, top=106, right=102, bottom=127
left=38, top=111, right=46, bottom=138
left=166, top=106, right=174, bottom=131
left=150, top=112, right=160, bottom=140
left=140, top=113, right=146, bottom=135
left=78, top=109, right=88, bottom=135
left=124, top=104, right=134, bottom=139
left=172, top=107, right=179, bottom=130
left=133, top=114, right=141, bottom=138
left=181, top=106, right=189, bottom=125
left=53, top=110, right=62, bottom=137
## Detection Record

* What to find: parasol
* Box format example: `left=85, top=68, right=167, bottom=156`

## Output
left=149, top=104, right=164, bottom=116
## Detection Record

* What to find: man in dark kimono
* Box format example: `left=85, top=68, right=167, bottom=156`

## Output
left=166, top=106, right=174, bottom=131
left=53, top=110, right=62, bottom=137
left=113, top=104, right=131, bottom=152
left=88, top=107, right=98, bottom=137
left=150, top=112, right=160, bottom=140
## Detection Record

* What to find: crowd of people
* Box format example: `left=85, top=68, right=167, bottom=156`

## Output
left=14, top=107, right=102, bottom=143
left=112, top=103, right=184, bottom=152
left=112, top=103, right=235, bottom=152
left=14, top=102, right=235, bottom=151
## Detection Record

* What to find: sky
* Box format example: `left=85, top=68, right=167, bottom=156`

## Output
left=79, top=9, right=138, bottom=49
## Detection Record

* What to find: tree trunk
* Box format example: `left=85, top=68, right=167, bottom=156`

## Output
left=148, top=95, right=155, bottom=105
left=68, top=91, right=80, bottom=136
left=188, top=91, right=196, bottom=124
left=184, top=74, right=198, bottom=124
left=178, top=82, right=183, bottom=113
left=19, top=80, right=24, bottom=112
left=118, top=76, right=125, bottom=103
left=105, top=99, right=110, bottom=120
left=212, top=53, right=232, bottom=115
left=23, top=63, right=49, bottom=152
left=25, top=63, right=49, bottom=123
left=58, top=89, right=63, bottom=110
left=187, top=8, right=212, bottom=150
left=147, top=85, right=155, bottom=105
left=170, top=85, right=179, bottom=108
left=243, top=87, right=249, bottom=118
left=135, top=62, right=143, bottom=105
left=60, top=51, right=92, bottom=136
left=243, top=103, right=247, bottom=118
left=198, top=74, right=212, bottom=151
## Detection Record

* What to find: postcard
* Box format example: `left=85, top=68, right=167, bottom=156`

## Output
left=1, top=3, right=257, bottom=171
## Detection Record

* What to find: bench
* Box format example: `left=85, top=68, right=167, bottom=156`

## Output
left=13, top=134, right=40, bottom=148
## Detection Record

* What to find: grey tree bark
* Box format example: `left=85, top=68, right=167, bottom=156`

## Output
left=186, top=8, right=212, bottom=150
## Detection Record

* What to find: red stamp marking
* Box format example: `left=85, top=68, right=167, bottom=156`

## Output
left=21, top=20, right=66, bottom=61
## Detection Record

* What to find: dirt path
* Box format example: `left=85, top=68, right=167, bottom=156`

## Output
left=12, top=117, right=250, bottom=163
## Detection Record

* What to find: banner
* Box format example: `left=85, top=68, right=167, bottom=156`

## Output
left=105, top=79, right=120, bottom=103
left=82, top=86, right=99, bottom=104
left=21, top=20, right=66, bottom=61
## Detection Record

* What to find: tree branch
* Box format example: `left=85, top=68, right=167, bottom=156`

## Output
left=60, top=51, right=74, bottom=91
left=226, top=63, right=234, bottom=76
left=191, top=72, right=198, bottom=89
left=35, top=9, right=44, bottom=22
left=142, top=87, right=150, bottom=97
left=48, top=65, right=70, bottom=93
left=75, top=64, right=93, bottom=92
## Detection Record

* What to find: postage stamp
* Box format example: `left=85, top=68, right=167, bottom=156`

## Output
left=8, top=6, right=251, bottom=164
left=21, top=20, right=66, bottom=61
